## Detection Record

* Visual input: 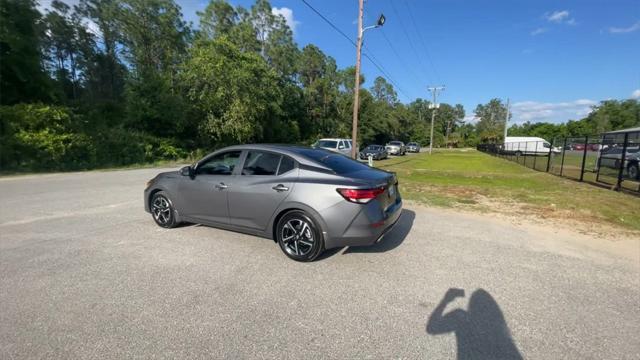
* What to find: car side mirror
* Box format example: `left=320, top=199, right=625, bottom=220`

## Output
left=180, top=165, right=194, bottom=177
left=338, top=145, right=345, bottom=150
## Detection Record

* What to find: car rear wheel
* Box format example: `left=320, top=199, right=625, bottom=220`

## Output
left=276, top=211, right=324, bottom=262
left=151, top=191, right=178, bottom=228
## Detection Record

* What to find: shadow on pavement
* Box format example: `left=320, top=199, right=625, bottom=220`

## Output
left=342, top=209, right=415, bottom=254
left=427, top=288, right=522, bottom=360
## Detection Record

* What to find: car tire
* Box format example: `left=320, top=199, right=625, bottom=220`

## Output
left=628, top=163, right=639, bottom=180
left=276, top=210, right=324, bottom=262
left=150, top=191, right=179, bottom=228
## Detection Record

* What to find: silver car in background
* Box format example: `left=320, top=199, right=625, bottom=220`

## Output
left=144, top=145, right=403, bottom=261
left=406, top=142, right=421, bottom=153
left=386, top=141, right=406, bottom=156
left=313, top=138, right=353, bottom=157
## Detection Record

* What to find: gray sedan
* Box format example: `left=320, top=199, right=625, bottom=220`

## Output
left=144, top=145, right=403, bottom=261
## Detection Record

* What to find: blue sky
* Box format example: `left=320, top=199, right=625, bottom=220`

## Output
left=42, top=0, right=640, bottom=124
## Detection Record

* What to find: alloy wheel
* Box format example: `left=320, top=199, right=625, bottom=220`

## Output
left=152, top=195, right=172, bottom=226
left=281, top=218, right=314, bottom=256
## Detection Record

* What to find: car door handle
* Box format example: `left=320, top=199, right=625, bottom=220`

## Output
left=272, top=184, right=289, bottom=192
left=215, top=182, right=228, bottom=190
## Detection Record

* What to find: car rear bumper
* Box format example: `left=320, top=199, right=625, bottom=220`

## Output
left=324, top=197, right=403, bottom=249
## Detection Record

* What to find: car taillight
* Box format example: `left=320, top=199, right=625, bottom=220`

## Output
left=337, top=187, right=385, bottom=204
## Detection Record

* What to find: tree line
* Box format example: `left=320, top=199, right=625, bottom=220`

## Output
left=1, top=0, right=637, bottom=171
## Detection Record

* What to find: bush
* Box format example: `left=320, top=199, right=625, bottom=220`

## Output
left=0, top=104, right=94, bottom=170
left=0, top=103, right=189, bottom=172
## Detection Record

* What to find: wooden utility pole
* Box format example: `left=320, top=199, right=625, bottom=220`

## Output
left=350, top=0, right=364, bottom=159
left=428, top=86, right=445, bottom=154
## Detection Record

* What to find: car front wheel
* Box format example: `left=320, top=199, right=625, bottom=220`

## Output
left=151, top=191, right=178, bottom=228
left=276, top=210, right=324, bottom=262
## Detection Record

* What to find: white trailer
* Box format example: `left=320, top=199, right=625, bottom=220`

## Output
left=503, top=137, right=556, bottom=155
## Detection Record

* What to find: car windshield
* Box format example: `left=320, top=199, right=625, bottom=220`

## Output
left=317, top=140, right=337, bottom=148
left=365, top=145, right=380, bottom=150
left=389, top=141, right=402, bottom=146
left=407, top=143, right=417, bottom=146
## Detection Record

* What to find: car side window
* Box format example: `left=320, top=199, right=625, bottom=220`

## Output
left=242, top=151, right=282, bottom=176
left=277, top=156, right=295, bottom=175
left=345, top=140, right=351, bottom=149
left=338, top=140, right=345, bottom=149
left=196, top=151, right=241, bottom=175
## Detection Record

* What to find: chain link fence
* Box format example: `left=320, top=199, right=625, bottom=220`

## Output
left=477, top=129, right=640, bottom=194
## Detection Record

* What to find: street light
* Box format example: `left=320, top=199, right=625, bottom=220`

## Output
left=351, top=4, right=385, bottom=159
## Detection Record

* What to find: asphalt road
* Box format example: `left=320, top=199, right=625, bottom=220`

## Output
left=1, top=167, right=639, bottom=359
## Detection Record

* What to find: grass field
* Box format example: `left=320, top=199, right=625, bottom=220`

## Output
left=378, top=149, right=640, bottom=231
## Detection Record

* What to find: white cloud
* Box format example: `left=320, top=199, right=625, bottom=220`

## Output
left=530, top=27, right=547, bottom=36
left=463, top=114, right=480, bottom=123
left=510, top=99, right=597, bottom=124
left=544, top=10, right=576, bottom=25
left=546, top=10, right=569, bottom=23
left=609, top=21, right=640, bottom=34
left=272, top=7, right=300, bottom=33
left=632, top=89, right=640, bottom=99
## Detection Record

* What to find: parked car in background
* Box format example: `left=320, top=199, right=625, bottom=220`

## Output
left=503, top=137, right=558, bottom=155
left=406, top=142, right=420, bottom=153
left=597, top=146, right=640, bottom=180
left=572, top=143, right=586, bottom=151
left=386, top=141, right=406, bottom=156
left=144, top=144, right=403, bottom=261
left=313, top=138, right=353, bottom=157
left=359, top=145, right=388, bottom=160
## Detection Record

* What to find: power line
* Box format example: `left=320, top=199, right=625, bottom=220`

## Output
left=380, top=29, right=423, bottom=97
left=300, top=0, right=412, bottom=101
left=402, top=0, right=443, bottom=84
left=389, top=0, right=432, bottom=84
left=300, top=0, right=356, bottom=47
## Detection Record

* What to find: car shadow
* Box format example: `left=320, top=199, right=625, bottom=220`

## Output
left=342, top=209, right=415, bottom=254
left=426, top=288, right=523, bottom=360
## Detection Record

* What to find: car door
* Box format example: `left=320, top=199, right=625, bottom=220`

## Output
left=177, top=150, right=242, bottom=224
left=228, top=151, right=297, bottom=230
left=338, top=140, right=350, bottom=156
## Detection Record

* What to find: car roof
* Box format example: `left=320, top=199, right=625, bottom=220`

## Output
left=202, top=144, right=337, bottom=170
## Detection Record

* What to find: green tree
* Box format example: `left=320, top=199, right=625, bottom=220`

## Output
left=0, top=0, right=51, bottom=104
left=371, top=76, right=398, bottom=106
left=116, top=0, right=191, bottom=137
left=475, top=98, right=509, bottom=143
left=181, top=37, right=283, bottom=145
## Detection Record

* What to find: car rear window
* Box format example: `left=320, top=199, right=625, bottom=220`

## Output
left=297, top=149, right=371, bottom=174
left=389, top=141, right=402, bottom=145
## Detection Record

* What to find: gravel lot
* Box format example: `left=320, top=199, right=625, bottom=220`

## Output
left=1, top=167, right=639, bottom=359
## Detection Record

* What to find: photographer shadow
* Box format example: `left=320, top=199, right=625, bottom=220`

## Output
left=427, top=288, right=522, bottom=360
